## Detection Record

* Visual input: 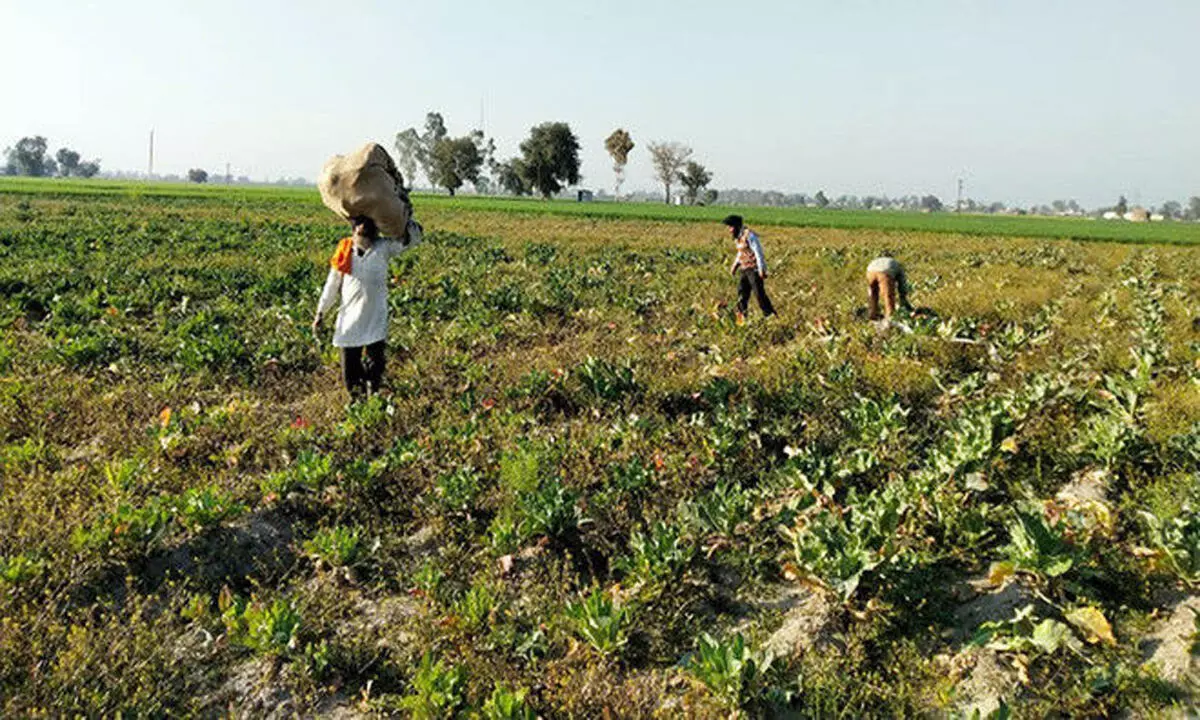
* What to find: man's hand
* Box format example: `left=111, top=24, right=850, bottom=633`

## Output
left=760, top=271, right=769, bottom=280
left=311, top=314, right=322, bottom=335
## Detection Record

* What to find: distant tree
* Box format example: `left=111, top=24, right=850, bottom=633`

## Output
left=647, top=141, right=691, bottom=204
left=921, top=194, right=944, bottom=212
left=701, top=188, right=719, bottom=206
left=1051, top=199, right=1067, bottom=214
left=4, top=136, right=54, bottom=176
left=470, top=130, right=496, bottom=194
left=428, top=135, right=483, bottom=196
left=393, top=128, right=421, bottom=188
left=518, top=122, right=581, bottom=199
left=678, top=161, right=712, bottom=205
left=1160, top=200, right=1182, bottom=220
left=393, top=112, right=448, bottom=187
left=187, top=168, right=209, bottom=183
left=55, top=148, right=80, bottom=177
left=76, top=160, right=100, bottom=178
left=814, top=190, right=830, bottom=208
left=397, top=112, right=496, bottom=194
left=421, top=112, right=448, bottom=182
left=1115, top=195, right=1128, bottom=215
left=1188, top=197, right=1200, bottom=221
left=604, top=128, right=635, bottom=199
left=496, top=158, right=531, bottom=196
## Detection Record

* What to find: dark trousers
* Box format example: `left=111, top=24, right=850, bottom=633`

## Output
left=737, top=268, right=775, bottom=317
left=341, top=341, right=386, bottom=399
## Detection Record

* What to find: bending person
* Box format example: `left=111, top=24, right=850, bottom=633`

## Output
left=312, top=216, right=422, bottom=400
left=866, top=253, right=912, bottom=321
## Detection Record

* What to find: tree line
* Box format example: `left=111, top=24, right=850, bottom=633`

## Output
left=1109, top=195, right=1200, bottom=221
left=392, top=113, right=716, bottom=204
left=8, top=128, right=1197, bottom=217
left=3, top=136, right=100, bottom=178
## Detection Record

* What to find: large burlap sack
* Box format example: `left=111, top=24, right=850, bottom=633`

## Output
left=318, top=143, right=412, bottom=239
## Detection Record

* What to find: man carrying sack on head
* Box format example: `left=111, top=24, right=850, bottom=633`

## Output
left=724, top=214, right=776, bottom=323
left=312, top=215, right=422, bottom=399
left=312, top=143, right=424, bottom=400
left=318, top=142, right=423, bottom=246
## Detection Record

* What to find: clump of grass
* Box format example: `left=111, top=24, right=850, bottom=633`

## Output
left=575, top=355, right=640, bottom=404
left=0, top=552, right=44, bottom=586
left=614, top=521, right=695, bottom=587
left=303, top=525, right=368, bottom=571
left=480, top=685, right=536, bottom=720
left=394, top=652, right=469, bottom=717
left=686, top=632, right=777, bottom=713
left=565, top=587, right=630, bottom=656
left=452, top=581, right=502, bottom=632
left=173, top=485, right=247, bottom=533
left=519, top=482, right=585, bottom=541
left=1139, top=503, right=1200, bottom=586
left=784, top=485, right=909, bottom=602
left=434, top=466, right=482, bottom=516
left=219, top=590, right=302, bottom=656
left=260, top=449, right=333, bottom=497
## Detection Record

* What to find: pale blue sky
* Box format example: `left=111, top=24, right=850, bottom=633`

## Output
left=2, top=0, right=1196, bottom=206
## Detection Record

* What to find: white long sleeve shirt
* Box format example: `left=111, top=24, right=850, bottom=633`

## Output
left=316, top=237, right=419, bottom=348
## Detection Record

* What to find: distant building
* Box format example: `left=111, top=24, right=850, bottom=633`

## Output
left=1124, top=207, right=1150, bottom=222
left=1102, top=211, right=1121, bottom=220
left=576, top=189, right=594, bottom=202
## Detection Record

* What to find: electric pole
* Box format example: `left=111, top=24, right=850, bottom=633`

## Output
left=956, top=177, right=964, bottom=213
left=148, top=130, right=154, bottom=178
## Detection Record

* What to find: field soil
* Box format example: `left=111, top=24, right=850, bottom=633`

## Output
left=0, top=188, right=1197, bottom=717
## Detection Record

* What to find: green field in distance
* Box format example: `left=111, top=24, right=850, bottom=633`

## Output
left=2, top=176, right=1197, bottom=245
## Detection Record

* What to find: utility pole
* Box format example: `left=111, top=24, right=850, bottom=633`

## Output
left=225, top=162, right=231, bottom=184
left=148, top=130, right=154, bottom=178
left=956, top=177, right=964, bottom=213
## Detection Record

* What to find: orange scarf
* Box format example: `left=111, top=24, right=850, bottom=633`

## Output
left=330, top=236, right=354, bottom=275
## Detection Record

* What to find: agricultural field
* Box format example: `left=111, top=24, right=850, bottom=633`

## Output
left=0, top=183, right=1198, bottom=717
left=4, top=176, right=1200, bottom=246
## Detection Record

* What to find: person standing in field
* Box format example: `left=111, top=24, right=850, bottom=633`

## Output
left=865, top=253, right=912, bottom=321
left=312, top=216, right=421, bottom=400
left=724, top=214, right=776, bottom=322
